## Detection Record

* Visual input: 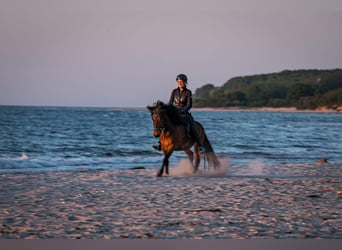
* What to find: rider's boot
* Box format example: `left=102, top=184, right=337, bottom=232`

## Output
left=185, top=122, right=191, bottom=138
left=152, top=141, right=161, bottom=151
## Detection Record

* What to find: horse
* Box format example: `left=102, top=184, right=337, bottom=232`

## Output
left=147, top=101, right=220, bottom=177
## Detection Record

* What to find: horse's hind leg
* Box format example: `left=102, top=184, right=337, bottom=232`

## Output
left=184, top=149, right=194, bottom=165
left=185, top=147, right=200, bottom=173
left=193, top=145, right=200, bottom=173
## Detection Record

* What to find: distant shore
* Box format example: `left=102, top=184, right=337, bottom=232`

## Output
left=111, top=106, right=341, bottom=113
left=1, top=105, right=340, bottom=113
left=192, top=106, right=341, bottom=113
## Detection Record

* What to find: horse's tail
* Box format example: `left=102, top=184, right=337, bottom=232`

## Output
left=202, top=132, right=221, bottom=169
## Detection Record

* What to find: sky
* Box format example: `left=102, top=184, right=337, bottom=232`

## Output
left=1, top=0, right=342, bottom=107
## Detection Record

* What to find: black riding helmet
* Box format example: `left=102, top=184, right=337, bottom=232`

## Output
left=176, top=74, right=188, bottom=83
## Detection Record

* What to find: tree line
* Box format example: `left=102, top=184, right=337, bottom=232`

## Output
left=193, top=69, right=342, bottom=109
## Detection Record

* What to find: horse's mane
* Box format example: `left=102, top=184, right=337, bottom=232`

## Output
left=155, top=101, right=186, bottom=125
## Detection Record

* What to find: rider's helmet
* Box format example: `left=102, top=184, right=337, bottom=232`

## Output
left=176, top=74, right=188, bottom=83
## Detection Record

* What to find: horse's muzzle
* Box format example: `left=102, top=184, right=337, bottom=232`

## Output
left=153, top=128, right=163, bottom=137
left=153, top=130, right=160, bottom=137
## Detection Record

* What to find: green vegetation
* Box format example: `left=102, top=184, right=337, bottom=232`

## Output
left=193, top=69, right=342, bottom=109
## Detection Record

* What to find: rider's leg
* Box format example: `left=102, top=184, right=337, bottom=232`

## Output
left=185, top=122, right=191, bottom=138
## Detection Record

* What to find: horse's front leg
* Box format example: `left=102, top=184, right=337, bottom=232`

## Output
left=164, top=150, right=173, bottom=176
left=157, top=151, right=172, bottom=177
left=157, top=157, right=166, bottom=177
left=157, top=162, right=164, bottom=177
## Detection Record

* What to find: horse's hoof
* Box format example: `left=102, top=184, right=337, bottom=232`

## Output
left=156, top=173, right=169, bottom=177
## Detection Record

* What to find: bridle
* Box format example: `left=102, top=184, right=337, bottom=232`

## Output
left=151, top=111, right=166, bottom=137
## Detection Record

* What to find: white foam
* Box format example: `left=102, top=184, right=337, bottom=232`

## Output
left=19, top=153, right=29, bottom=160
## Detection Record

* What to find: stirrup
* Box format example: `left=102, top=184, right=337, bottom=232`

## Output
left=152, top=144, right=161, bottom=151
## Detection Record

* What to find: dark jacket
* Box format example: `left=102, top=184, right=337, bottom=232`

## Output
left=169, top=87, right=192, bottom=114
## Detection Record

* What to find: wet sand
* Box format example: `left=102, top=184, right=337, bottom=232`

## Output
left=0, top=162, right=341, bottom=239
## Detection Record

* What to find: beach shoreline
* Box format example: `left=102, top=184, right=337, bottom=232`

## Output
left=1, top=162, right=341, bottom=239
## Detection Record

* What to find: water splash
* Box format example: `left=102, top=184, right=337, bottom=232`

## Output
left=227, top=158, right=266, bottom=177
left=170, top=158, right=229, bottom=177
left=247, top=158, right=265, bottom=175
left=169, top=160, right=193, bottom=176
left=20, top=153, right=29, bottom=160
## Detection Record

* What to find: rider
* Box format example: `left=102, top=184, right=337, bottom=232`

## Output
left=152, top=74, right=205, bottom=153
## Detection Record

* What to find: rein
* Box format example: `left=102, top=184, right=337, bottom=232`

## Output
left=154, top=127, right=165, bottom=132
left=152, top=111, right=166, bottom=135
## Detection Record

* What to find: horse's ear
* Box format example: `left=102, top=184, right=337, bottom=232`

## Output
left=156, top=100, right=165, bottom=106
left=146, top=106, right=153, bottom=112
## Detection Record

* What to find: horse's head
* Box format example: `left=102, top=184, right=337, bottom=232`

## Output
left=147, top=101, right=168, bottom=137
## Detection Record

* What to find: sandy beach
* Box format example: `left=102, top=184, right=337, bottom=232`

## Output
left=0, top=161, right=341, bottom=239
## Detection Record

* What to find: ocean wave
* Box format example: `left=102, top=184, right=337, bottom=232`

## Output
left=1, top=107, right=341, bottom=173
left=0, top=154, right=162, bottom=173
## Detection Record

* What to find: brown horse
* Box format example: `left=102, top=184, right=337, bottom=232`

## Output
left=147, top=101, right=220, bottom=177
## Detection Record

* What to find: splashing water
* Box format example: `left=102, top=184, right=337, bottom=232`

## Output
left=227, top=158, right=266, bottom=177
left=246, top=158, right=265, bottom=175
left=20, top=153, right=29, bottom=160
left=170, top=158, right=229, bottom=177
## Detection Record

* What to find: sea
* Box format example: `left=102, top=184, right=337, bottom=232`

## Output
left=0, top=105, right=341, bottom=173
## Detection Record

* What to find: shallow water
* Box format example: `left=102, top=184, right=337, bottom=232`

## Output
left=0, top=106, right=341, bottom=173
